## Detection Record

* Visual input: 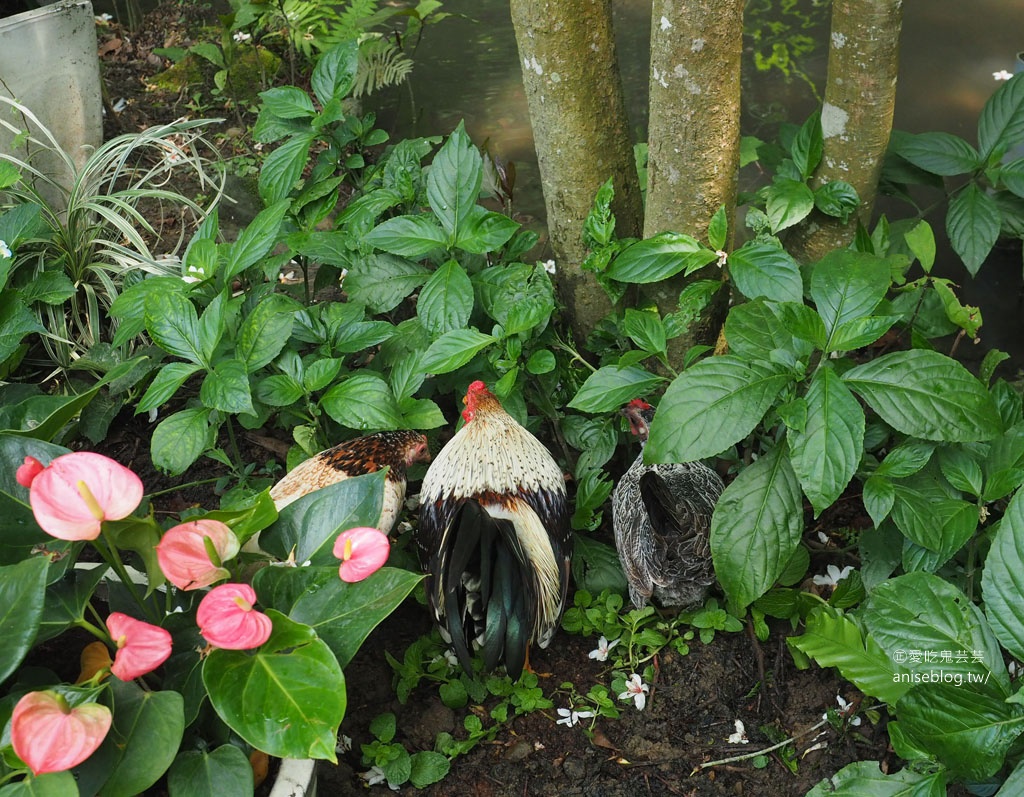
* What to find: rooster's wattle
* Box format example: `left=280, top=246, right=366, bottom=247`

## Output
left=270, top=430, right=430, bottom=532
left=612, top=399, right=723, bottom=609
left=418, top=381, right=571, bottom=680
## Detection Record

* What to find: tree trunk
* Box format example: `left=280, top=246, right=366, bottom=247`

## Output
left=786, top=0, right=903, bottom=263
left=509, top=0, right=643, bottom=344
left=643, top=0, right=743, bottom=362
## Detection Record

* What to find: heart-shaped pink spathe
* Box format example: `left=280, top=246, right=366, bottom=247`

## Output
left=333, top=526, right=390, bottom=583
left=107, top=613, right=173, bottom=681
left=197, top=583, right=273, bottom=650
left=11, top=691, right=112, bottom=775
left=156, top=519, right=238, bottom=591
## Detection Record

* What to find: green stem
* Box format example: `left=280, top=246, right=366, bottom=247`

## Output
left=94, top=529, right=159, bottom=624
left=76, top=616, right=111, bottom=642
left=146, top=477, right=222, bottom=500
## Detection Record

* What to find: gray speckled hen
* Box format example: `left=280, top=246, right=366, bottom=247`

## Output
left=612, top=399, right=724, bottom=609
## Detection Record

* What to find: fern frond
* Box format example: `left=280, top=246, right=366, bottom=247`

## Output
left=353, top=37, right=414, bottom=98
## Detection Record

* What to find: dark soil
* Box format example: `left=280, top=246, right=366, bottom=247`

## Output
left=92, top=6, right=906, bottom=796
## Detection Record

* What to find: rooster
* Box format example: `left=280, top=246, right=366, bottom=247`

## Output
left=270, top=430, right=431, bottom=533
left=612, top=399, right=723, bottom=609
left=418, top=381, right=571, bottom=680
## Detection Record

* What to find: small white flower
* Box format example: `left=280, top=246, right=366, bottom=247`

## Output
left=727, top=719, right=748, bottom=744
left=816, top=531, right=830, bottom=545
left=404, top=492, right=421, bottom=511
left=812, top=564, right=853, bottom=588
left=556, top=707, right=595, bottom=727
left=182, top=264, right=206, bottom=284
left=824, top=695, right=862, bottom=726
left=431, top=649, right=459, bottom=669
left=0, top=240, right=11, bottom=259
left=715, top=249, right=728, bottom=267
left=336, top=734, right=352, bottom=753
left=359, top=765, right=399, bottom=790
left=618, top=673, right=649, bottom=710
left=253, top=142, right=264, bottom=152
left=994, top=70, right=1014, bottom=81
left=112, top=97, right=127, bottom=113
left=147, top=407, right=159, bottom=423
left=1010, top=660, right=1019, bottom=678
left=588, top=635, right=620, bottom=662
left=95, top=13, right=112, bottom=23
left=542, top=259, right=557, bottom=275
left=233, top=31, right=252, bottom=43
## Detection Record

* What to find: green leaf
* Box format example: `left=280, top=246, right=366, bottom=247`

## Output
left=1001, top=158, right=1024, bottom=198
left=258, top=86, right=316, bottom=119
left=256, top=374, right=304, bottom=406
left=311, top=40, right=358, bottom=105
left=140, top=362, right=204, bottom=414
left=788, top=609, right=911, bottom=704
left=236, top=294, right=296, bottom=372
left=707, top=205, right=728, bottom=251
left=526, top=350, right=556, bottom=375
left=204, top=612, right=345, bottom=761
left=946, top=183, right=1001, bottom=276
left=894, top=132, right=981, bottom=175
left=567, top=365, right=664, bottom=414
left=18, top=270, right=75, bottom=306
left=766, top=177, right=814, bottom=232
left=805, top=761, right=946, bottom=797
left=982, top=489, right=1024, bottom=660
left=259, top=133, right=317, bottom=206
left=978, top=71, right=1024, bottom=159
left=417, top=259, right=473, bottom=335
left=810, top=249, right=891, bottom=340
left=151, top=408, right=213, bottom=475
left=0, top=387, right=99, bottom=441
left=226, top=200, right=291, bottom=281
left=454, top=206, right=519, bottom=254
left=862, top=476, right=895, bottom=528
left=199, top=358, right=253, bottom=415
left=0, top=771, right=78, bottom=796
left=605, top=232, right=714, bottom=283
left=875, top=441, right=936, bottom=478
left=0, top=556, right=48, bottom=682
left=321, top=373, right=403, bottom=431
left=145, top=292, right=205, bottom=365
left=364, top=215, right=448, bottom=257
left=166, top=745, right=253, bottom=797
left=418, top=328, right=495, bottom=374
left=286, top=567, right=424, bottom=668
left=622, top=309, right=667, bottom=355
left=344, top=255, right=430, bottom=313
left=843, top=350, right=1001, bottom=442
left=409, top=751, right=451, bottom=788
left=570, top=534, right=628, bottom=595
left=645, top=356, right=793, bottom=462
left=727, top=242, right=803, bottom=303
left=711, top=445, right=803, bottom=611
left=787, top=367, right=865, bottom=516
left=791, top=110, right=823, bottom=179
left=828, top=315, right=900, bottom=352
left=904, top=220, right=936, bottom=272
left=399, top=397, right=446, bottom=429
left=813, top=180, right=860, bottom=223
left=724, top=300, right=812, bottom=361
left=426, top=123, right=483, bottom=239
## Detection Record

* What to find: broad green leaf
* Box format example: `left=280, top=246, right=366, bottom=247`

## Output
left=775, top=301, right=828, bottom=349
left=256, top=374, right=304, bottom=406
left=0, top=387, right=98, bottom=441
left=311, top=40, right=358, bottom=105
left=304, top=358, right=343, bottom=392
left=843, top=350, right=1001, bottom=442
left=978, top=71, right=1024, bottom=159
left=166, top=745, right=253, bottom=797
left=996, top=760, right=1024, bottom=796
left=1002, top=158, right=1024, bottom=198
left=711, top=445, right=803, bottom=611
left=875, top=441, right=936, bottom=478
left=0, top=556, right=48, bottom=682
left=897, top=681, right=1024, bottom=780
left=364, top=215, right=448, bottom=258
left=321, top=373, right=402, bottom=431
left=344, top=256, right=430, bottom=314
left=0, top=772, right=78, bottom=796
left=787, top=367, right=865, bottom=516
left=151, top=408, right=213, bottom=475
left=982, top=489, right=1024, bottom=660
left=225, top=200, right=291, bottom=280
left=418, top=328, right=495, bottom=374
left=287, top=567, right=423, bottom=668
left=257, top=86, right=316, bottom=119
left=236, top=294, right=296, bottom=371
left=810, top=249, right=891, bottom=339
left=145, top=292, right=204, bottom=365
left=645, top=356, right=793, bottom=462
left=788, top=609, right=911, bottom=704
left=570, top=534, right=628, bottom=595
left=426, top=123, right=483, bottom=239
left=199, top=358, right=253, bottom=415
left=0, top=293, right=44, bottom=363
left=257, top=133, right=316, bottom=206
left=707, top=205, right=728, bottom=251
left=727, top=242, right=802, bottom=303
left=454, top=206, right=519, bottom=254
left=567, top=366, right=664, bottom=414
left=862, top=475, right=895, bottom=527
left=766, top=177, right=814, bottom=232
left=605, top=232, right=714, bottom=283
left=203, top=612, right=345, bottom=761
left=813, top=180, right=859, bottom=223
left=410, top=751, right=451, bottom=788
left=937, top=447, right=983, bottom=496
left=399, top=397, right=446, bottom=429
left=18, top=270, right=75, bottom=306
left=791, top=111, right=823, bottom=179
left=805, top=760, right=946, bottom=797
left=417, top=259, right=473, bottom=335
left=894, top=132, right=981, bottom=175
left=946, top=183, right=1000, bottom=276
left=828, top=315, right=900, bottom=353
left=35, top=563, right=109, bottom=644
left=904, top=220, right=936, bottom=272
left=622, top=309, right=667, bottom=355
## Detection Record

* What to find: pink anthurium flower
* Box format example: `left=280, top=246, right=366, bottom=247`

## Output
left=27, top=452, right=144, bottom=541
left=106, top=612, right=172, bottom=681
left=333, top=526, right=389, bottom=583
left=10, top=691, right=112, bottom=775
left=16, top=456, right=45, bottom=488
left=197, top=583, right=272, bottom=650
left=156, top=519, right=239, bottom=590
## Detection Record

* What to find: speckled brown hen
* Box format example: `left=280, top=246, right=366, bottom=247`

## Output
left=418, top=381, right=571, bottom=680
left=270, top=430, right=430, bottom=533
left=612, top=399, right=724, bottom=610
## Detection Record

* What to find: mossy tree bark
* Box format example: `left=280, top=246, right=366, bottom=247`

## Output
left=643, top=0, right=744, bottom=362
left=786, top=0, right=904, bottom=263
left=509, top=0, right=644, bottom=345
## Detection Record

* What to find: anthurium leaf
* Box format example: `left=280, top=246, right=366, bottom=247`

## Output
left=645, top=356, right=793, bottom=462
left=787, top=366, right=865, bottom=516
left=710, top=445, right=803, bottom=612
left=861, top=572, right=1008, bottom=690
left=288, top=566, right=424, bottom=668
left=0, top=387, right=99, bottom=441
left=236, top=294, right=297, bottom=372
left=203, top=612, right=345, bottom=762
left=418, top=328, right=495, bottom=374
left=321, top=373, right=403, bottom=431
left=199, top=358, right=254, bottom=415
left=893, top=131, right=981, bottom=175
left=982, top=489, right=1024, bottom=660
left=145, top=292, right=205, bottom=365
left=810, top=249, right=891, bottom=339
left=567, top=365, right=665, bottom=414
left=166, top=744, right=254, bottom=797
left=0, top=771, right=78, bottom=796
left=897, top=681, right=1024, bottom=781
left=946, top=182, right=1000, bottom=277
left=96, top=679, right=184, bottom=796
left=843, top=350, right=1001, bottom=442
left=805, top=760, right=946, bottom=797
left=259, top=470, right=386, bottom=564
left=151, top=407, right=214, bottom=475
left=605, top=232, right=713, bottom=283
left=364, top=215, right=448, bottom=258
left=727, top=241, right=803, bottom=303
left=426, top=122, right=483, bottom=239
left=0, top=556, right=49, bottom=682
left=35, top=563, right=109, bottom=644
left=788, top=608, right=911, bottom=704
left=978, top=71, right=1024, bottom=159
left=417, top=259, right=473, bottom=336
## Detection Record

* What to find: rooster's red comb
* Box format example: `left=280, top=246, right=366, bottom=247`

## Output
left=626, top=398, right=652, bottom=410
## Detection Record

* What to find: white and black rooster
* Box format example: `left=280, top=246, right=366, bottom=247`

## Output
left=612, top=399, right=724, bottom=609
left=418, top=381, right=571, bottom=680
